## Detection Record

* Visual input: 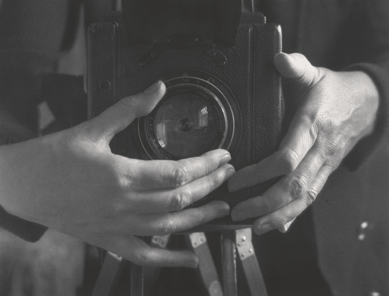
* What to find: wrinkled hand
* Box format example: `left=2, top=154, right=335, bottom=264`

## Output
left=0, top=81, right=234, bottom=267
left=228, top=52, right=379, bottom=235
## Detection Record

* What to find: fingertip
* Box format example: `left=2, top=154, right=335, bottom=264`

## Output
left=274, top=52, right=289, bottom=63
left=136, top=80, right=166, bottom=117
left=219, top=201, right=231, bottom=213
left=227, top=180, right=240, bottom=192
left=274, top=52, right=310, bottom=79
left=219, top=152, right=232, bottom=167
left=253, top=220, right=273, bottom=236
left=231, top=208, right=245, bottom=221
left=144, top=80, right=165, bottom=95
left=208, top=200, right=230, bottom=217
left=202, top=149, right=231, bottom=167
left=274, top=52, right=297, bottom=78
left=183, top=252, right=199, bottom=268
left=277, top=218, right=295, bottom=233
left=274, top=52, right=290, bottom=65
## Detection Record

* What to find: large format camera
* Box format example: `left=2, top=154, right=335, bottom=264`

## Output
left=88, top=0, right=283, bottom=227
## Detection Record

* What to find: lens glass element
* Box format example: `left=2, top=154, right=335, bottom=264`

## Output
left=152, top=90, right=225, bottom=158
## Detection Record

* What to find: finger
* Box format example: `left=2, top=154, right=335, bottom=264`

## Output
left=252, top=165, right=332, bottom=235
left=277, top=217, right=296, bottom=233
left=126, top=164, right=235, bottom=213
left=117, top=201, right=230, bottom=236
left=231, top=145, right=326, bottom=221
left=228, top=112, right=317, bottom=192
left=228, top=53, right=324, bottom=192
left=274, top=52, right=323, bottom=87
left=121, top=149, right=232, bottom=191
left=104, top=235, right=198, bottom=267
left=85, top=81, right=166, bottom=142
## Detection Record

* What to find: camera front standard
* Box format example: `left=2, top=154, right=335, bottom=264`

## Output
left=87, top=1, right=283, bottom=227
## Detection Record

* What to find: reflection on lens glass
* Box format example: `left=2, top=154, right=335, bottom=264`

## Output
left=153, top=92, right=222, bottom=158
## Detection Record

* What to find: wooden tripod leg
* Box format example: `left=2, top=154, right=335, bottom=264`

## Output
left=143, top=235, right=171, bottom=296
left=235, top=228, right=268, bottom=296
left=187, top=232, right=223, bottom=296
left=91, top=252, right=125, bottom=296
left=221, top=230, right=237, bottom=296
left=130, top=263, right=144, bottom=296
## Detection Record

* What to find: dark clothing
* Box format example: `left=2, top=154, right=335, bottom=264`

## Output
left=0, top=0, right=388, bottom=295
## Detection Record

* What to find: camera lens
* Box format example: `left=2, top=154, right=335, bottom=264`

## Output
left=136, top=71, right=237, bottom=160
left=152, top=91, right=224, bottom=158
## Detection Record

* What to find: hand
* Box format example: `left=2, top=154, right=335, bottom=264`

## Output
left=0, top=81, right=234, bottom=267
left=228, top=52, right=379, bottom=235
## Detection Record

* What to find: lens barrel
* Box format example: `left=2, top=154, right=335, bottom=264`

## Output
left=136, top=70, right=237, bottom=160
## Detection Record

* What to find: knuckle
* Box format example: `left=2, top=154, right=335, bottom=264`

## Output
left=110, top=199, right=126, bottom=214
left=311, top=146, right=327, bottom=163
left=158, top=218, right=177, bottom=236
left=305, top=189, right=318, bottom=206
left=111, top=172, right=132, bottom=195
left=115, top=174, right=130, bottom=191
left=323, top=160, right=339, bottom=173
left=169, top=190, right=191, bottom=211
left=286, top=175, right=308, bottom=200
left=299, top=114, right=320, bottom=140
left=170, top=165, right=190, bottom=188
left=316, top=116, right=336, bottom=137
left=280, top=149, right=300, bottom=173
left=133, top=251, right=152, bottom=266
left=299, top=113, right=315, bottom=128
left=326, top=137, right=342, bottom=157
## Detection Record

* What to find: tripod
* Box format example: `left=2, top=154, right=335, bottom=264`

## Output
left=91, top=228, right=268, bottom=296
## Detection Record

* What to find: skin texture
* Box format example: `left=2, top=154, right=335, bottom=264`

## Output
left=228, top=52, right=379, bottom=235
left=0, top=81, right=234, bottom=267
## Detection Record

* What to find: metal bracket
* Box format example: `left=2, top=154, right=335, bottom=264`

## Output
left=189, top=232, right=207, bottom=249
left=235, top=228, right=255, bottom=261
left=151, top=235, right=170, bottom=249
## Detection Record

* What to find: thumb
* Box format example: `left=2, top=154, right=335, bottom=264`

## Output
left=274, top=52, right=322, bottom=88
left=86, top=81, right=166, bottom=142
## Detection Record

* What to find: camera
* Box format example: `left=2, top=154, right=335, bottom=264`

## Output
left=87, top=0, right=283, bottom=227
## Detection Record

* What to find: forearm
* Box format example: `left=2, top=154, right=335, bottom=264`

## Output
left=0, top=142, right=48, bottom=242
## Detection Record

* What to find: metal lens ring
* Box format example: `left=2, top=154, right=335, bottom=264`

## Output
left=138, top=71, right=236, bottom=160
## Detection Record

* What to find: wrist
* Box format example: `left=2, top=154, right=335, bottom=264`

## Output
left=342, top=63, right=388, bottom=170
left=339, top=70, right=379, bottom=138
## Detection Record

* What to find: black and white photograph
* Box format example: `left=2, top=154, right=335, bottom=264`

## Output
left=0, top=0, right=388, bottom=295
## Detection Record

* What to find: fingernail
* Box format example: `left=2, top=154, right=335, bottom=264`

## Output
left=231, top=210, right=246, bottom=221
left=228, top=181, right=239, bottom=192
left=255, top=221, right=273, bottom=235
left=228, top=178, right=244, bottom=192
left=144, top=81, right=161, bottom=95
left=210, top=201, right=230, bottom=218
left=278, top=218, right=296, bottom=233
left=226, top=165, right=235, bottom=175
left=219, top=153, right=231, bottom=166
left=184, top=259, right=199, bottom=268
